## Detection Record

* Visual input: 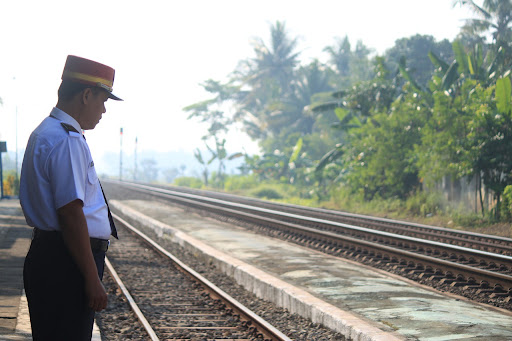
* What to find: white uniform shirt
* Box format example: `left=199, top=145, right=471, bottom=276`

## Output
left=20, top=107, right=111, bottom=239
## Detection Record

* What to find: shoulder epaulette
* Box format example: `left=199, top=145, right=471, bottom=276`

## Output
left=60, top=122, right=80, bottom=134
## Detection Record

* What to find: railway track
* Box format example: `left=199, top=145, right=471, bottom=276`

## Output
left=103, top=213, right=292, bottom=341
left=121, top=181, right=512, bottom=255
left=104, top=180, right=512, bottom=303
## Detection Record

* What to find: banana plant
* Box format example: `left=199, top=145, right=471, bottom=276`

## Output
left=193, top=148, right=210, bottom=186
left=428, top=41, right=500, bottom=98
left=205, top=137, right=243, bottom=188
left=496, top=75, right=511, bottom=115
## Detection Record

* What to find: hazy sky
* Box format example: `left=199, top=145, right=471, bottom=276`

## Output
left=0, top=0, right=476, bottom=174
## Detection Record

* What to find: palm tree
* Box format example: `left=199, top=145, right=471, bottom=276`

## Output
left=456, top=0, right=512, bottom=43
left=323, top=36, right=352, bottom=77
left=286, top=60, right=333, bottom=134
left=455, top=0, right=512, bottom=75
left=232, top=21, right=301, bottom=140
left=256, top=60, right=333, bottom=142
left=246, top=21, right=300, bottom=93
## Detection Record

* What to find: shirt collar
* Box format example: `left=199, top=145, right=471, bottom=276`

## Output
left=49, top=107, right=82, bottom=135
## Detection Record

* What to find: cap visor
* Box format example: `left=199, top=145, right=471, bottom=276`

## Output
left=108, top=91, right=123, bottom=101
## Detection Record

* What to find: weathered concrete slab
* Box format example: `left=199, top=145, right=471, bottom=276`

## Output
left=0, top=200, right=31, bottom=335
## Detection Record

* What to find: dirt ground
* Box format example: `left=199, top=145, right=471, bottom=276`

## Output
left=459, top=223, right=512, bottom=238
left=386, top=214, right=512, bottom=239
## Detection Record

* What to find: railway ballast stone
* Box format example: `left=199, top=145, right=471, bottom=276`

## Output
left=110, top=200, right=403, bottom=341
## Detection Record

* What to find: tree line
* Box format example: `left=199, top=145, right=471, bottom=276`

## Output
left=185, top=1, right=512, bottom=220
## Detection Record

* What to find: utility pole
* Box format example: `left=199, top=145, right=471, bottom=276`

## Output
left=0, top=141, right=6, bottom=199
left=134, top=136, right=138, bottom=181
left=13, top=76, right=19, bottom=190
left=119, top=127, right=123, bottom=180
left=15, top=105, right=18, bottom=183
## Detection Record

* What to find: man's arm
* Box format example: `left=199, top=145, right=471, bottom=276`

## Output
left=57, top=199, right=107, bottom=312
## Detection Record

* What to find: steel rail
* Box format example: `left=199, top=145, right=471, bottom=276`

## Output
left=104, top=257, right=160, bottom=341
left=113, top=180, right=512, bottom=250
left=108, top=181, right=512, bottom=291
left=112, top=213, right=293, bottom=341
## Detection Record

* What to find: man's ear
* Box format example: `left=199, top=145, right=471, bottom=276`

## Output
left=81, top=88, right=93, bottom=105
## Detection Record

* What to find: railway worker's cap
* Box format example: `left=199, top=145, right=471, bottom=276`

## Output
left=61, top=55, right=123, bottom=101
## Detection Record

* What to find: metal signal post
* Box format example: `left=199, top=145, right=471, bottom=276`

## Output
left=120, top=127, right=123, bottom=181
left=0, top=141, right=6, bottom=198
left=134, top=136, right=138, bottom=181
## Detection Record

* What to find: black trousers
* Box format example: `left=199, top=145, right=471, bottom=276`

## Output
left=23, top=230, right=106, bottom=341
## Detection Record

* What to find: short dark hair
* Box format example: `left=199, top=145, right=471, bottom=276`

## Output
left=57, top=81, right=102, bottom=102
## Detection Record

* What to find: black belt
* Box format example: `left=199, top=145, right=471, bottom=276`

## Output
left=33, top=228, right=109, bottom=252
left=90, top=237, right=109, bottom=252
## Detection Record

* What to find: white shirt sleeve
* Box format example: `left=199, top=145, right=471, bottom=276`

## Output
left=46, top=135, right=88, bottom=210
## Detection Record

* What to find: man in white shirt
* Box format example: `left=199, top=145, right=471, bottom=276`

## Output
left=20, top=55, right=122, bottom=340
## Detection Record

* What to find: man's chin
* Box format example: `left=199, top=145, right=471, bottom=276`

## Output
left=83, top=123, right=98, bottom=131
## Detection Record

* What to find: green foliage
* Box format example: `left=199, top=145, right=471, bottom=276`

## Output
left=183, top=14, right=512, bottom=223
left=496, top=76, right=511, bottom=114
left=184, top=80, right=237, bottom=141
left=417, top=82, right=474, bottom=183
left=316, top=144, right=343, bottom=173
left=466, top=83, right=512, bottom=219
left=453, top=39, right=469, bottom=74
left=405, top=191, right=445, bottom=217
left=288, top=137, right=303, bottom=164
left=323, top=36, right=373, bottom=88
left=501, top=185, right=512, bottom=220
left=249, top=186, right=284, bottom=200
left=416, top=38, right=512, bottom=221
left=385, top=34, right=454, bottom=87
left=456, top=0, right=512, bottom=77
left=332, top=108, right=361, bottom=130
left=346, top=87, right=426, bottom=200
left=194, top=148, right=210, bottom=186
left=398, top=56, right=425, bottom=92
left=205, top=137, right=242, bottom=189
left=330, top=186, right=404, bottom=216
left=224, top=174, right=259, bottom=192
left=173, top=176, right=203, bottom=189
left=442, top=61, right=460, bottom=91
left=2, top=170, right=19, bottom=196
left=316, top=59, right=423, bottom=201
left=452, top=212, right=490, bottom=228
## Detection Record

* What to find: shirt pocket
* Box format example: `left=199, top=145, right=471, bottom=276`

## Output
left=85, top=166, right=99, bottom=205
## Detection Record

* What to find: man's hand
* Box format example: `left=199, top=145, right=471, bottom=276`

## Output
left=85, top=277, right=108, bottom=312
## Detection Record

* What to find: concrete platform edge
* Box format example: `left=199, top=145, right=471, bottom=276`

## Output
left=111, top=200, right=404, bottom=341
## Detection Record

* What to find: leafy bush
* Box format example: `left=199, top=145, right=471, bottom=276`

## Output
left=369, top=196, right=404, bottom=215
left=452, top=212, right=489, bottom=228
left=2, top=171, right=19, bottom=196
left=249, top=186, right=284, bottom=199
left=405, top=191, right=445, bottom=217
left=501, top=185, right=512, bottom=221
left=329, top=186, right=404, bottom=216
left=173, top=176, right=203, bottom=189
left=224, top=174, right=259, bottom=192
